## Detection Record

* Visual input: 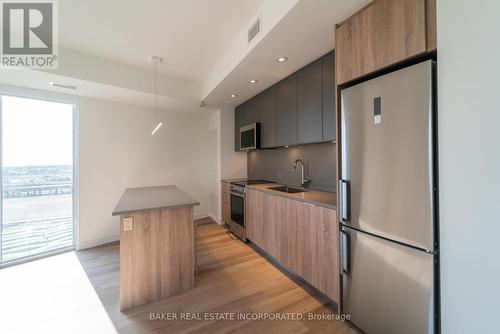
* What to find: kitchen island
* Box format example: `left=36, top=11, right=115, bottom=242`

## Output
left=112, top=185, right=199, bottom=311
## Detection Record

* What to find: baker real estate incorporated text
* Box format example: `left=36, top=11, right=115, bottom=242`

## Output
left=149, top=312, right=351, bottom=321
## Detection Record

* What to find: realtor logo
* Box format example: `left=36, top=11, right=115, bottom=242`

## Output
left=1, top=0, right=58, bottom=68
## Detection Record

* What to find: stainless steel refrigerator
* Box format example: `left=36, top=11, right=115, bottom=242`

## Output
left=339, top=60, right=438, bottom=334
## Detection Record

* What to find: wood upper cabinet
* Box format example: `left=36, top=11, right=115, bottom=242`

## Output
left=426, top=0, right=436, bottom=51
left=297, top=58, right=323, bottom=144
left=259, top=86, right=277, bottom=148
left=249, top=189, right=339, bottom=302
left=322, top=51, right=336, bottom=141
left=335, top=0, right=436, bottom=85
left=276, top=74, right=298, bottom=146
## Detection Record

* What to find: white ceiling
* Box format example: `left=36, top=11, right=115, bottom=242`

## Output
left=0, top=0, right=372, bottom=111
left=203, top=0, right=371, bottom=107
left=59, top=0, right=266, bottom=83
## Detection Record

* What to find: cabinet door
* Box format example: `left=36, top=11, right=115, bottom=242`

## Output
left=297, top=59, right=323, bottom=144
left=276, top=74, right=298, bottom=146
left=309, top=205, right=339, bottom=302
left=426, top=0, right=436, bottom=51
left=322, top=52, right=336, bottom=141
left=246, top=188, right=257, bottom=241
left=336, top=0, right=427, bottom=85
left=234, top=104, right=247, bottom=150
left=276, top=196, right=298, bottom=269
left=245, top=95, right=261, bottom=125
left=221, top=181, right=230, bottom=224
left=299, top=203, right=339, bottom=301
left=246, top=189, right=277, bottom=256
left=259, top=86, right=277, bottom=148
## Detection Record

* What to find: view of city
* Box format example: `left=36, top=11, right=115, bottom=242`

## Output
left=1, top=165, right=73, bottom=261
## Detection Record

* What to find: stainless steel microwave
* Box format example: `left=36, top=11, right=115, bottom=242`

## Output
left=240, top=123, right=260, bottom=150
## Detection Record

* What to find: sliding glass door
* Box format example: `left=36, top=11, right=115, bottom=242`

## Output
left=0, top=95, right=75, bottom=264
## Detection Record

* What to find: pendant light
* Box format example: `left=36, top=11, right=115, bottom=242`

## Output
left=150, top=55, right=163, bottom=135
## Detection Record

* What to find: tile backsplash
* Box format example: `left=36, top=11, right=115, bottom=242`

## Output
left=247, top=142, right=336, bottom=192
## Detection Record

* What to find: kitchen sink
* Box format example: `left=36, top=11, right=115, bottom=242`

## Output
left=269, top=186, right=306, bottom=194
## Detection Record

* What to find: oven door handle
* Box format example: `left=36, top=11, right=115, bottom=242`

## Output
left=230, top=192, right=245, bottom=198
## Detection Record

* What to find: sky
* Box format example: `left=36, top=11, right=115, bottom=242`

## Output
left=2, top=95, right=73, bottom=167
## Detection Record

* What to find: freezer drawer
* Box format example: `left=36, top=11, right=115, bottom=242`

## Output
left=340, top=60, right=435, bottom=251
left=342, top=226, right=435, bottom=334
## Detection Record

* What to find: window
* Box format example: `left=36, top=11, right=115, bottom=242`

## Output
left=0, top=94, right=77, bottom=265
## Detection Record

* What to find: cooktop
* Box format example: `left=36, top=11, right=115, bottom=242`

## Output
left=230, top=180, right=272, bottom=187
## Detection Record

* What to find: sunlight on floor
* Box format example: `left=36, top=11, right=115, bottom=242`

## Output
left=0, top=252, right=117, bottom=334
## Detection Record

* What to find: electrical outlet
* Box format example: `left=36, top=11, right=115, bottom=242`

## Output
left=123, top=217, right=134, bottom=231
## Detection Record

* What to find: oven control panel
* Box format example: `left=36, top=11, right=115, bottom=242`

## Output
left=230, top=185, right=245, bottom=194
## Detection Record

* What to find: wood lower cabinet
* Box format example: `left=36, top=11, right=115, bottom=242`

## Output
left=221, top=181, right=231, bottom=224
left=296, top=202, right=339, bottom=302
left=247, top=189, right=339, bottom=302
left=275, top=196, right=297, bottom=269
left=336, top=0, right=436, bottom=85
left=246, top=189, right=278, bottom=257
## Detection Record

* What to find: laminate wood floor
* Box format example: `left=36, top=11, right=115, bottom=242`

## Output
left=0, top=220, right=360, bottom=334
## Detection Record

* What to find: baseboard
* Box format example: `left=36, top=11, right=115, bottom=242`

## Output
left=195, top=212, right=223, bottom=225
left=194, top=212, right=209, bottom=220
left=77, top=234, right=119, bottom=251
left=208, top=214, right=223, bottom=225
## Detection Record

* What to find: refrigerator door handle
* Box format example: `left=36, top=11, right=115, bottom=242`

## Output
left=341, top=229, right=350, bottom=274
left=338, top=180, right=349, bottom=222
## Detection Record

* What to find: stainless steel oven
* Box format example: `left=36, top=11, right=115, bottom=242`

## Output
left=228, top=180, right=272, bottom=242
left=239, top=123, right=260, bottom=150
left=229, top=184, right=246, bottom=241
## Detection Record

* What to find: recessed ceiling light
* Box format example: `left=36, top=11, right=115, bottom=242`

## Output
left=231, top=94, right=238, bottom=98
left=284, top=145, right=289, bottom=148
left=248, top=79, right=258, bottom=84
left=276, top=56, right=288, bottom=63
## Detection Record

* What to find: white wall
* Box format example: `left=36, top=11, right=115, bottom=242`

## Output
left=78, top=97, right=215, bottom=249
left=208, top=111, right=222, bottom=219
left=438, top=1, right=500, bottom=332
left=220, top=107, right=247, bottom=180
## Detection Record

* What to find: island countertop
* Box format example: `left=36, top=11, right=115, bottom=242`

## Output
left=112, top=185, right=199, bottom=216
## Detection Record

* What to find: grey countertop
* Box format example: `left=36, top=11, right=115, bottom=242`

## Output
left=247, top=183, right=337, bottom=210
left=221, top=178, right=247, bottom=183
left=112, top=185, right=200, bottom=216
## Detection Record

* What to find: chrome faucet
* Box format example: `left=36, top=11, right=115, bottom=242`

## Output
left=292, top=159, right=310, bottom=188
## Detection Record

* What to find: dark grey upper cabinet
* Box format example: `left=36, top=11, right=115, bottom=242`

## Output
left=297, top=58, right=323, bottom=144
left=259, top=86, right=276, bottom=148
left=234, top=104, right=247, bottom=150
left=276, top=74, right=298, bottom=146
left=322, top=51, right=336, bottom=141
left=245, top=95, right=261, bottom=125
left=235, top=50, right=336, bottom=150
